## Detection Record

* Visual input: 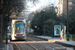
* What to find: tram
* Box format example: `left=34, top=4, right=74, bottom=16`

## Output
left=11, top=19, right=26, bottom=40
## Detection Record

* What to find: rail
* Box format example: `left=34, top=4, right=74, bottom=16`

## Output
left=15, top=43, right=20, bottom=50
left=27, top=43, right=38, bottom=50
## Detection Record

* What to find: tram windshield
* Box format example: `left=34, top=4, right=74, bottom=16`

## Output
left=15, top=21, right=24, bottom=33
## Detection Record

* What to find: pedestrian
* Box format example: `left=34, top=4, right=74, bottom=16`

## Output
left=60, top=29, right=64, bottom=40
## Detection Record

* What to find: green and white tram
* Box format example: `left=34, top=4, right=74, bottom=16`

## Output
left=11, top=19, right=26, bottom=40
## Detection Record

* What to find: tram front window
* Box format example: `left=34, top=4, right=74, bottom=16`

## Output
left=15, top=22, right=24, bottom=34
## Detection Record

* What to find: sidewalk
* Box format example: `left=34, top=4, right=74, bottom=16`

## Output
left=0, top=40, right=13, bottom=50
left=36, top=36, right=61, bottom=42
left=30, top=34, right=75, bottom=47
left=55, top=41, right=75, bottom=47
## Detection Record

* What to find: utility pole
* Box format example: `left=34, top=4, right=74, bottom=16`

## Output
left=52, top=4, right=54, bottom=38
left=6, top=14, right=8, bottom=44
left=43, top=9, right=45, bottom=36
left=67, top=0, right=69, bottom=41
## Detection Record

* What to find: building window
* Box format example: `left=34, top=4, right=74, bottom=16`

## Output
left=69, top=7, right=72, bottom=10
left=73, top=2, right=75, bottom=4
left=69, top=2, right=72, bottom=5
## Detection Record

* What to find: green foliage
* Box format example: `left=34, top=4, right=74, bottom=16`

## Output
left=31, top=12, right=44, bottom=35
left=31, top=10, right=57, bottom=35
left=45, top=19, right=56, bottom=34
left=68, top=10, right=75, bottom=34
left=58, top=9, right=75, bottom=34
left=31, top=8, right=75, bottom=35
left=58, top=14, right=67, bottom=24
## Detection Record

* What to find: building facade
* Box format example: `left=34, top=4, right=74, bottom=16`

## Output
left=58, top=0, right=63, bottom=15
left=63, top=0, right=75, bottom=15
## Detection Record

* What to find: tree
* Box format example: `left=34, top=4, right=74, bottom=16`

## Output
left=45, top=19, right=56, bottom=36
left=58, top=9, right=75, bottom=34
left=31, top=9, right=58, bottom=35
left=31, top=12, right=43, bottom=35
left=68, top=9, right=75, bottom=34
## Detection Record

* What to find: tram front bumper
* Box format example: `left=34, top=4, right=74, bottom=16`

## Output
left=14, top=36, right=24, bottom=39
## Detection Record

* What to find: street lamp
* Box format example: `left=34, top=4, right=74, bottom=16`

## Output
left=35, top=24, right=37, bottom=35
left=43, top=9, right=45, bottom=36
left=6, top=14, right=8, bottom=44
left=52, top=4, right=54, bottom=38
left=67, top=0, right=69, bottom=41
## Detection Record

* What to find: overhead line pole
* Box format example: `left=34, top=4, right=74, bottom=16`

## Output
left=44, top=11, right=45, bottom=36
left=52, top=4, right=54, bottom=38
left=67, top=0, right=69, bottom=41
left=6, top=0, right=11, bottom=44
left=43, top=9, right=45, bottom=36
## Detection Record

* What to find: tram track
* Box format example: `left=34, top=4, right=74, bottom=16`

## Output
left=27, top=37, right=54, bottom=50
left=14, top=43, right=20, bottom=50
left=11, top=36, right=70, bottom=50
left=13, top=42, right=37, bottom=50
left=27, top=43, right=38, bottom=50
left=27, top=36, right=68, bottom=50
left=11, top=37, right=55, bottom=50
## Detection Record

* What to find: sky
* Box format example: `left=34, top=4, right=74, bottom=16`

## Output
left=22, top=0, right=59, bottom=20
left=25, top=0, right=59, bottom=11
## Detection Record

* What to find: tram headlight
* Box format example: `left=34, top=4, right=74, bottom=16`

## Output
left=22, top=34, right=24, bottom=36
left=14, top=34, right=17, bottom=36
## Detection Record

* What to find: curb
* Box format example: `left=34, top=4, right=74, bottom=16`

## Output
left=55, top=41, right=75, bottom=47
left=28, top=34, right=48, bottom=41
left=55, top=41, right=75, bottom=50
left=28, top=34, right=60, bottom=42
left=34, top=36, right=48, bottom=41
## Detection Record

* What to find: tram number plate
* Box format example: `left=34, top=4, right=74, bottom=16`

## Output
left=54, top=47, right=74, bottom=50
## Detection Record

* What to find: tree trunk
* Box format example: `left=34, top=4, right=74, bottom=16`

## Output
left=0, top=14, right=3, bottom=43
